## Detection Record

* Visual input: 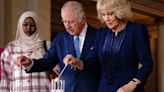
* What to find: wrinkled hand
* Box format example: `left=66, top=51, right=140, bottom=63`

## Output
left=63, top=54, right=78, bottom=65
left=117, top=81, right=137, bottom=92
left=63, top=54, right=84, bottom=70
left=16, top=56, right=32, bottom=67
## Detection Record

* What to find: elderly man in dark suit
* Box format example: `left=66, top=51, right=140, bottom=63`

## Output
left=16, top=1, right=100, bottom=92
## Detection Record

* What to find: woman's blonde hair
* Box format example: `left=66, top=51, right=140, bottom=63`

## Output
left=97, top=0, right=132, bottom=22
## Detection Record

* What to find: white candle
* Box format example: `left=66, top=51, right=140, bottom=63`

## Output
left=60, top=80, right=62, bottom=89
left=51, top=78, right=65, bottom=92
left=51, top=80, right=54, bottom=91
left=63, top=80, right=65, bottom=90
left=57, top=80, right=59, bottom=89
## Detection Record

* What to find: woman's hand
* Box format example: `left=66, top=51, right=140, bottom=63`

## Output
left=117, top=80, right=138, bottom=92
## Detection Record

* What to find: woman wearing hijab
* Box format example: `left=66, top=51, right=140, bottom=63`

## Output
left=0, top=11, right=51, bottom=92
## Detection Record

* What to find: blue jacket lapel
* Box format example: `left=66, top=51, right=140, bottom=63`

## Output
left=80, top=26, right=96, bottom=59
left=63, top=32, right=75, bottom=56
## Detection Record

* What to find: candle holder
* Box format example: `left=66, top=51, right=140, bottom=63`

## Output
left=51, top=78, right=65, bottom=92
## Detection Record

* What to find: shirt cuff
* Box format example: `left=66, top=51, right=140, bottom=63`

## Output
left=25, top=59, right=34, bottom=71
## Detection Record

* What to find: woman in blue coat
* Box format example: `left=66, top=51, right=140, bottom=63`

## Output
left=91, top=0, right=153, bottom=91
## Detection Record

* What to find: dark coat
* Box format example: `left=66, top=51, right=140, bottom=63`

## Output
left=86, top=22, right=153, bottom=92
left=28, top=26, right=101, bottom=92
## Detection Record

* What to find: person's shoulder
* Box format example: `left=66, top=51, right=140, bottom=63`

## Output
left=87, top=25, right=97, bottom=31
left=5, top=41, right=16, bottom=48
left=1, top=41, right=15, bottom=55
left=93, top=27, right=109, bottom=38
left=86, top=26, right=97, bottom=36
left=97, top=27, right=109, bottom=33
left=128, top=22, right=148, bottom=36
left=51, top=31, right=69, bottom=42
left=128, top=21, right=147, bottom=28
left=44, top=40, right=51, bottom=49
left=56, top=31, right=69, bottom=38
left=45, top=40, right=51, bottom=44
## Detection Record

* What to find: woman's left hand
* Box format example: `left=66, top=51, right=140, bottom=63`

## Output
left=116, top=81, right=137, bottom=92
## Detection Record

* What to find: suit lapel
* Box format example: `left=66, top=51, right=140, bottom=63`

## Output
left=65, top=33, right=76, bottom=56
left=80, top=27, right=94, bottom=59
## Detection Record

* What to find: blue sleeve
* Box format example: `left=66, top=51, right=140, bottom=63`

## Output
left=134, top=24, right=153, bottom=84
left=27, top=38, right=58, bottom=73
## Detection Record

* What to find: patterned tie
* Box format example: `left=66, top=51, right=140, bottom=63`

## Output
left=74, top=36, right=81, bottom=58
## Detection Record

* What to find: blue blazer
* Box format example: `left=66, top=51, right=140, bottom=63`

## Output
left=86, top=22, right=153, bottom=92
left=28, top=26, right=101, bottom=92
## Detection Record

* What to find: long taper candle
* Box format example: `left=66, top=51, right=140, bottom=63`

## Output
left=58, top=64, right=67, bottom=79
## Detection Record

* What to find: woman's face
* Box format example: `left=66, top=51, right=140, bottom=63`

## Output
left=22, top=17, right=36, bottom=36
left=100, top=8, right=119, bottom=30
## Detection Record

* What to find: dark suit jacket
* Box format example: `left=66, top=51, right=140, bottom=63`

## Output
left=86, top=22, right=153, bottom=92
left=28, top=26, right=101, bottom=92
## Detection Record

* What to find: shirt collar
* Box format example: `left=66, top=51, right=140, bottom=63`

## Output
left=74, top=23, right=88, bottom=38
left=79, top=23, right=87, bottom=37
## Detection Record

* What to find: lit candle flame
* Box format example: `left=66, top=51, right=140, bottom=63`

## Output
left=55, top=78, right=59, bottom=81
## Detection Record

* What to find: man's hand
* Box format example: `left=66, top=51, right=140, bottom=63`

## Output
left=63, top=54, right=84, bottom=70
left=16, top=56, right=32, bottom=67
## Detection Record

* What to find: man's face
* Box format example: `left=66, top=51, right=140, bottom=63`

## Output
left=61, top=9, right=84, bottom=36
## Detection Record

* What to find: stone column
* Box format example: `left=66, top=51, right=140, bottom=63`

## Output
left=157, top=21, right=164, bottom=92
left=0, top=0, right=4, bottom=47
left=3, top=0, right=26, bottom=46
left=26, top=0, right=51, bottom=41
left=38, top=0, right=51, bottom=41
left=1, top=0, right=50, bottom=46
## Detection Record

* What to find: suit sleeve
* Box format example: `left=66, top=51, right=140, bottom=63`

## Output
left=134, top=24, right=153, bottom=84
left=27, top=38, right=58, bottom=73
